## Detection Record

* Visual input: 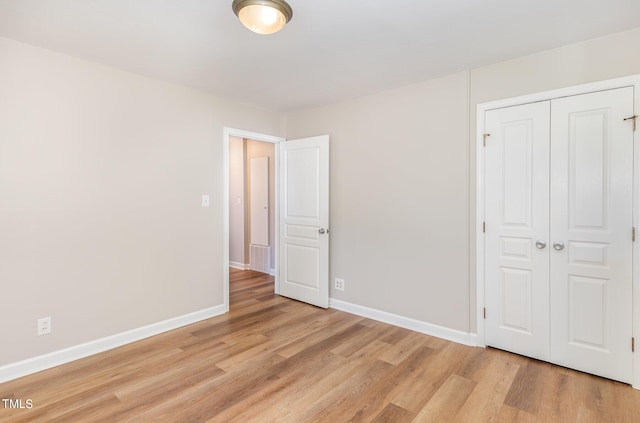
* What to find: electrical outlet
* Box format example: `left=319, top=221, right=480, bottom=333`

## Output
left=334, top=278, right=345, bottom=291
left=37, top=317, right=51, bottom=336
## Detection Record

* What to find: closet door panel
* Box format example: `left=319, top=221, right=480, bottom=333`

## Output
left=484, top=101, right=551, bottom=361
left=550, top=87, right=634, bottom=383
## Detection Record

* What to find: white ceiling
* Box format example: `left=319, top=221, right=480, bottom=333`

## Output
left=1, top=0, right=639, bottom=112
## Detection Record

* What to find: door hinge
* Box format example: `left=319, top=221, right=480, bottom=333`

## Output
left=483, top=222, right=486, bottom=233
left=633, top=337, right=635, bottom=352
left=483, top=133, right=491, bottom=147
left=483, top=308, right=487, bottom=319
left=624, top=115, right=637, bottom=132
left=633, top=227, right=636, bottom=242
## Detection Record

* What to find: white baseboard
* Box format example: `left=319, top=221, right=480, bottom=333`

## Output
left=329, top=299, right=477, bottom=347
left=469, top=333, right=481, bottom=347
left=229, top=262, right=274, bottom=275
left=229, top=261, right=250, bottom=270
left=0, top=304, right=226, bottom=384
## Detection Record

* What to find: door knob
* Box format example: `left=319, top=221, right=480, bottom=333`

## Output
left=553, top=242, right=565, bottom=251
left=318, top=228, right=326, bottom=234
left=535, top=240, right=546, bottom=249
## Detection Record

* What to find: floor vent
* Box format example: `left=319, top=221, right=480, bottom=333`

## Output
left=250, top=245, right=270, bottom=274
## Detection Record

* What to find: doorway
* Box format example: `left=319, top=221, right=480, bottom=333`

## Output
left=223, top=128, right=284, bottom=312
left=224, top=130, right=331, bottom=311
left=228, top=136, right=277, bottom=275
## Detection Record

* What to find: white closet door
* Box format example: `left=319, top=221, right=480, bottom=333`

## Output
left=485, top=101, right=551, bottom=361
left=550, top=87, right=634, bottom=383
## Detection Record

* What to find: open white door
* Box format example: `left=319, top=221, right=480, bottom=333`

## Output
left=279, top=135, right=329, bottom=308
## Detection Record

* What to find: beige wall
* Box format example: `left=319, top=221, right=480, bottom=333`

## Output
left=286, top=26, right=640, bottom=336
left=4, top=25, right=640, bottom=369
left=0, top=37, right=283, bottom=366
left=245, top=140, right=276, bottom=270
left=228, top=136, right=246, bottom=266
left=286, top=71, right=471, bottom=331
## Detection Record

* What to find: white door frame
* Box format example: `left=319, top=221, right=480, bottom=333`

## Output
left=475, top=74, right=640, bottom=388
left=223, top=127, right=285, bottom=312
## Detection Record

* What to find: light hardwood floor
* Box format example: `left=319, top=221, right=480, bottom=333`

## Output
left=2, top=268, right=640, bottom=422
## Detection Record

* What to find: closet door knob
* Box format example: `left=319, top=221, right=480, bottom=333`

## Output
left=553, top=242, right=565, bottom=251
left=318, top=228, right=326, bottom=234
left=535, top=240, right=546, bottom=249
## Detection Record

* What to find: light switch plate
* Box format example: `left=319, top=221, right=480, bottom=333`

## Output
left=202, top=195, right=210, bottom=207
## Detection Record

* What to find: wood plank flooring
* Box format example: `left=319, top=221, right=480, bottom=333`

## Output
left=1, top=268, right=640, bottom=422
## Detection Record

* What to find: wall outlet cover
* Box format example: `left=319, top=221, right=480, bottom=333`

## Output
left=37, top=317, right=51, bottom=336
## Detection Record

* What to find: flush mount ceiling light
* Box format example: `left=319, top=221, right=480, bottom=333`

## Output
left=232, top=0, right=293, bottom=35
